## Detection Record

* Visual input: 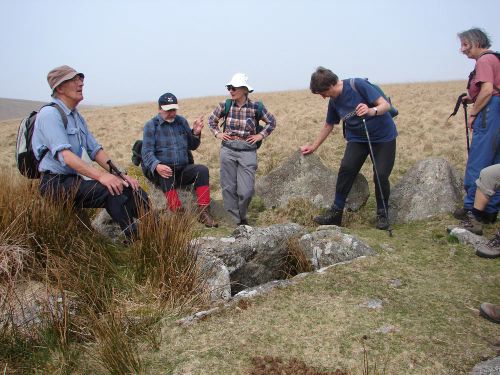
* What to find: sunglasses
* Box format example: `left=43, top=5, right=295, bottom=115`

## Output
left=227, top=86, right=241, bottom=92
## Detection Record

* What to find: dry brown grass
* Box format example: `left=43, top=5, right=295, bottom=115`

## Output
left=1, top=81, right=468, bottom=200
left=1, top=81, right=494, bottom=374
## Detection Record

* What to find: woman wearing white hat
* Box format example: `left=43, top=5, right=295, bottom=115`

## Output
left=208, top=73, right=277, bottom=225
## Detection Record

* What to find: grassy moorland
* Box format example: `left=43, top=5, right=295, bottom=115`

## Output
left=0, top=81, right=499, bottom=374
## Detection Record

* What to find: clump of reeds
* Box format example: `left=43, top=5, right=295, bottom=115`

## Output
left=131, top=207, right=208, bottom=308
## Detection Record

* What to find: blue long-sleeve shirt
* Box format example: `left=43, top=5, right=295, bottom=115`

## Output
left=141, top=114, right=200, bottom=173
left=32, top=98, right=102, bottom=174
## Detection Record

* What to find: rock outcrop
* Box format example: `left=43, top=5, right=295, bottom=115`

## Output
left=255, top=150, right=369, bottom=211
left=389, top=158, right=462, bottom=223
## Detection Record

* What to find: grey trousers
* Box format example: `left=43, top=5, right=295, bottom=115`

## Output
left=476, top=163, right=500, bottom=198
left=220, top=145, right=257, bottom=223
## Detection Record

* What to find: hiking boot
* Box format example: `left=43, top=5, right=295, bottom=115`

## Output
left=198, top=207, right=218, bottom=228
left=237, top=219, right=248, bottom=226
left=483, top=211, right=498, bottom=224
left=314, top=206, right=343, bottom=226
left=453, top=207, right=471, bottom=220
left=476, top=231, right=500, bottom=258
left=479, top=303, right=500, bottom=324
left=460, top=211, right=483, bottom=235
left=376, top=209, right=389, bottom=230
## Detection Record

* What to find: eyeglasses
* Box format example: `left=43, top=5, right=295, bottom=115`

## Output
left=69, top=75, right=84, bottom=83
left=227, top=86, right=241, bottom=92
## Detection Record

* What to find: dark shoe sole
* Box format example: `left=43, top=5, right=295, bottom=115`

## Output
left=479, top=305, right=500, bottom=324
left=476, top=249, right=500, bottom=259
left=313, top=217, right=342, bottom=226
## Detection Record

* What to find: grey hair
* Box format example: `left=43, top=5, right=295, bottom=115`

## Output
left=458, top=28, right=491, bottom=49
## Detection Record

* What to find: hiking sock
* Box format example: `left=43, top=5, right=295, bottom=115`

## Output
left=165, top=190, right=182, bottom=211
left=195, top=185, right=211, bottom=207
left=472, top=208, right=485, bottom=222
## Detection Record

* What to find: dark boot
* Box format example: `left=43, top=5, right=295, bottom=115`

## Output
left=376, top=209, right=389, bottom=230
left=314, top=206, right=343, bottom=226
left=453, top=207, right=471, bottom=220
left=483, top=211, right=498, bottom=224
left=460, top=211, right=483, bottom=235
left=198, top=206, right=218, bottom=228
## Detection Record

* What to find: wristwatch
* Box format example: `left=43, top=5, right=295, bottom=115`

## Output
left=373, top=107, right=378, bottom=116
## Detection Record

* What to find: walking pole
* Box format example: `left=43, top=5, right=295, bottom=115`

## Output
left=361, top=118, right=393, bottom=237
left=462, top=101, right=470, bottom=154
left=448, top=93, right=470, bottom=154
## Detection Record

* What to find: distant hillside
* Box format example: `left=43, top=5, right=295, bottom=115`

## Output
left=0, top=98, right=98, bottom=121
left=0, top=98, right=47, bottom=121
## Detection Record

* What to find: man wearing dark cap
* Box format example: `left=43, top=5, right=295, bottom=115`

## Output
left=32, top=65, right=149, bottom=241
left=141, top=93, right=217, bottom=227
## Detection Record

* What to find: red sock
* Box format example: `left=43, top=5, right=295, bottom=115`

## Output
left=165, top=190, right=182, bottom=211
left=196, top=185, right=211, bottom=207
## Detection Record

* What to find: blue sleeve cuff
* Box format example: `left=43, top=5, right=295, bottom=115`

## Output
left=90, top=145, right=103, bottom=160
left=53, top=144, right=72, bottom=166
left=151, top=161, right=159, bottom=174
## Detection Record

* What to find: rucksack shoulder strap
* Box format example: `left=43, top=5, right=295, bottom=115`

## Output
left=255, top=101, right=263, bottom=122
left=222, top=99, right=232, bottom=132
left=349, top=78, right=358, bottom=95
left=43, top=102, right=68, bottom=129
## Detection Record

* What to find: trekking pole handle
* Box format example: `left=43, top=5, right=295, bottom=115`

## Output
left=448, top=93, right=467, bottom=119
left=106, top=159, right=126, bottom=181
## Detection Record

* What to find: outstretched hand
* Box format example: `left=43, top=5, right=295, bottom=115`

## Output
left=300, top=144, right=316, bottom=155
left=192, top=116, right=204, bottom=135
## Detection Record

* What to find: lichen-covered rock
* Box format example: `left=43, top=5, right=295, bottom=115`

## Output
left=389, top=158, right=462, bottom=223
left=299, top=226, right=375, bottom=269
left=255, top=150, right=369, bottom=211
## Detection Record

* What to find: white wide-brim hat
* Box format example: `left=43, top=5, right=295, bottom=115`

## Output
left=226, top=73, right=253, bottom=93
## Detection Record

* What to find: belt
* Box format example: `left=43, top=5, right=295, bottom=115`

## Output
left=222, top=143, right=257, bottom=152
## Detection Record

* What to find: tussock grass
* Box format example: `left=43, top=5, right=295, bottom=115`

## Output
left=131, top=209, right=208, bottom=308
left=0, top=171, right=210, bottom=372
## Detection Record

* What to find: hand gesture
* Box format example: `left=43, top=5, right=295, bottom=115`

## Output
left=192, top=116, right=204, bottom=136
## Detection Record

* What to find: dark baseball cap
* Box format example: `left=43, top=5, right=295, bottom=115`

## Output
left=158, top=92, right=179, bottom=111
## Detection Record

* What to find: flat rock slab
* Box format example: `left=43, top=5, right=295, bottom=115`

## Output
left=470, top=356, right=500, bottom=375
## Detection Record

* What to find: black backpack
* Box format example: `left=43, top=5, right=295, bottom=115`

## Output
left=15, top=103, right=67, bottom=178
left=221, top=99, right=265, bottom=148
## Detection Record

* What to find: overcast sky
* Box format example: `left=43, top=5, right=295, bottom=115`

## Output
left=0, top=0, right=498, bottom=105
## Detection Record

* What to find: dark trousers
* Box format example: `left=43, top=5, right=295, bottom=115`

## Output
left=144, top=164, right=209, bottom=193
left=334, top=139, right=396, bottom=211
left=40, top=174, right=149, bottom=231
